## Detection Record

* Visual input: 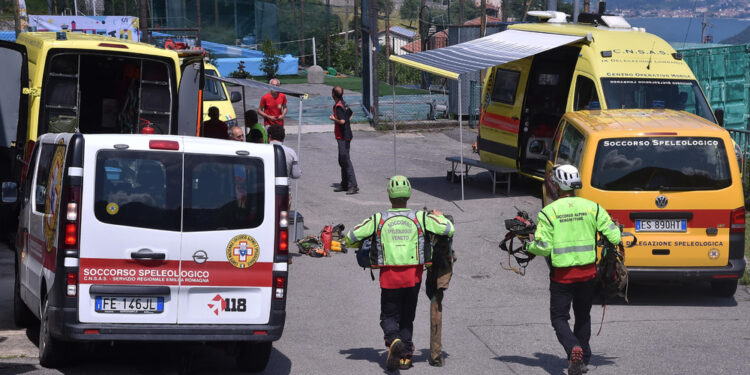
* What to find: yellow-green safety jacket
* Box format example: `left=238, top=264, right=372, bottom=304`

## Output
left=344, top=208, right=455, bottom=267
left=526, top=197, right=621, bottom=268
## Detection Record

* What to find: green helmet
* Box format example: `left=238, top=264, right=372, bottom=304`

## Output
left=387, top=175, right=411, bottom=199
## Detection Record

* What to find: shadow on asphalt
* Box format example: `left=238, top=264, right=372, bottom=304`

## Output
left=0, top=362, right=38, bottom=374
left=32, top=342, right=292, bottom=375
left=594, top=281, right=739, bottom=307
left=339, top=347, right=385, bottom=369
left=495, top=352, right=567, bottom=375
left=409, top=174, right=542, bottom=202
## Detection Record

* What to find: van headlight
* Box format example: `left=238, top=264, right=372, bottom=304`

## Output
left=226, top=119, right=238, bottom=127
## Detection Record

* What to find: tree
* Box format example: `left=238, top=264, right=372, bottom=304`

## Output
left=400, top=0, right=420, bottom=26
left=260, top=38, right=282, bottom=78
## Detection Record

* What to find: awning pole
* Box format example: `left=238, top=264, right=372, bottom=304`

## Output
left=293, top=99, right=302, bottom=241
left=458, top=76, right=464, bottom=202
left=242, top=86, right=247, bottom=136
left=393, top=60, right=397, bottom=175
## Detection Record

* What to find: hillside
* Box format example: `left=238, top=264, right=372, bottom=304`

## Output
left=722, top=24, right=750, bottom=44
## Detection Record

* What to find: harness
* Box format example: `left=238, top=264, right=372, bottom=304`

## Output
left=498, top=210, right=537, bottom=275
left=370, top=210, right=429, bottom=268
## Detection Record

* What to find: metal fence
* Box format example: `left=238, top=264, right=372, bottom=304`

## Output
left=728, top=128, right=750, bottom=199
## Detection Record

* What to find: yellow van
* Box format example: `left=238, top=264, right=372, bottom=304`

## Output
left=203, top=62, right=241, bottom=126
left=544, top=109, right=745, bottom=297
left=479, top=13, right=720, bottom=180
left=0, top=32, right=203, bottom=239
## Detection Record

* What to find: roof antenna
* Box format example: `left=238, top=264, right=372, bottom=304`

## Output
left=646, top=41, right=655, bottom=70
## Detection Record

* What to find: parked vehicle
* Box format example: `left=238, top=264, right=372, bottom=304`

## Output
left=6, top=132, right=290, bottom=371
left=544, top=109, right=745, bottom=297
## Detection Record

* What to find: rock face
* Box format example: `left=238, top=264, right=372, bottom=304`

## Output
left=307, top=65, right=325, bottom=84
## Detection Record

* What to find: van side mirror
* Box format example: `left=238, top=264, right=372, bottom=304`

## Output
left=714, top=109, right=724, bottom=126
left=1, top=181, right=18, bottom=203
left=230, top=91, right=242, bottom=103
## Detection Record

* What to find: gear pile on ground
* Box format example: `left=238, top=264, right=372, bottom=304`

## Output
left=295, top=224, right=347, bottom=258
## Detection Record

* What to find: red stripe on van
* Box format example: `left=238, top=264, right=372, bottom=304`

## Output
left=608, top=209, right=731, bottom=228
left=79, top=258, right=273, bottom=287
left=480, top=112, right=520, bottom=133
left=28, top=234, right=56, bottom=273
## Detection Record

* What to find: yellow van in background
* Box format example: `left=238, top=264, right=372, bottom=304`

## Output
left=203, top=62, right=241, bottom=127
left=479, top=12, right=719, bottom=180
left=544, top=109, right=745, bottom=297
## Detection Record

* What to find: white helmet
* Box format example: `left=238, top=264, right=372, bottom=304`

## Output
left=553, top=164, right=582, bottom=191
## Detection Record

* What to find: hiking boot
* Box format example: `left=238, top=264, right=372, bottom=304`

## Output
left=333, top=186, right=348, bottom=192
left=581, top=363, right=589, bottom=373
left=346, top=187, right=359, bottom=195
left=399, top=357, right=413, bottom=370
left=568, top=346, right=584, bottom=375
left=386, top=339, right=405, bottom=372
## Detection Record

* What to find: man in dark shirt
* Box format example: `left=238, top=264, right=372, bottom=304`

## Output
left=329, top=86, right=358, bottom=195
left=203, top=106, right=229, bottom=139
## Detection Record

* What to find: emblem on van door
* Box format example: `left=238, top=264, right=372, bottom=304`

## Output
left=655, top=195, right=668, bottom=208
left=192, top=250, right=208, bottom=264
left=225, top=234, right=260, bottom=269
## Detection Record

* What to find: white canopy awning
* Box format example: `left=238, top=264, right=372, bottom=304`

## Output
left=390, top=29, right=584, bottom=79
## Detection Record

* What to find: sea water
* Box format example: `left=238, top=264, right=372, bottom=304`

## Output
left=628, top=17, right=750, bottom=44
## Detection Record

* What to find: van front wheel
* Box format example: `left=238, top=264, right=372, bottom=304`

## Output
left=236, top=342, right=272, bottom=373
left=39, top=294, right=67, bottom=368
left=710, top=279, right=738, bottom=298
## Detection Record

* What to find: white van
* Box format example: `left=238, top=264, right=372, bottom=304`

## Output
left=8, top=132, right=290, bottom=372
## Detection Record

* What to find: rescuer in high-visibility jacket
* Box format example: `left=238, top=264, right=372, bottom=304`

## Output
left=344, top=175, right=454, bottom=371
left=524, top=164, right=621, bottom=375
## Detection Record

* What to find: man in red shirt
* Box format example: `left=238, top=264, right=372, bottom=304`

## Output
left=258, top=78, right=287, bottom=126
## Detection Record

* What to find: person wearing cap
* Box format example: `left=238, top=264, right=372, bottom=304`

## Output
left=344, top=176, right=455, bottom=371
left=523, top=164, right=621, bottom=375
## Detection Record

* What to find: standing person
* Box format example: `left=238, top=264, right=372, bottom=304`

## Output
left=258, top=78, right=287, bottom=126
left=329, top=85, right=358, bottom=194
left=244, top=109, right=268, bottom=143
left=203, top=106, right=229, bottom=139
left=267, top=125, right=301, bottom=179
left=523, top=165, right=621, bottom=375
left=344, top=176, right=455, bottom=371
left=229, top=126, right=245, bottom=141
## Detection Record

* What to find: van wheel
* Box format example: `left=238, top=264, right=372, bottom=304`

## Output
left=39, top=294, right=67, bottom=368
left=710, top=279, right=738, bottom=298
left=236, top=342, right=272, bottom=373
left=13, top=263, right=35, bottom=327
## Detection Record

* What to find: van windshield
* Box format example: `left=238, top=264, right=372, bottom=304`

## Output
left=204, top=70, right=228, bottom=101
left=591, top=137, right=731, bottom=191
left=600, top=79, right=715, bottom=123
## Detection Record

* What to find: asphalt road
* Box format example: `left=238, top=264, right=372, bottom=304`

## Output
left=1, top=129, right=749, bottom=374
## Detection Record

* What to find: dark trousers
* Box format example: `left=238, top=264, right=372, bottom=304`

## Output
left=549, top=278, right=595, bottom=365
left=337, top=139, right=357, bottom=189
left=380, top=283, right=420, bottom=355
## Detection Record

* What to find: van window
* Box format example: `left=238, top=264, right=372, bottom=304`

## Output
left=591, top=137, right=731, bottom=191
left=600, top=79, right=714, bottom=122
left=204, top=70, right=228, bottom=101
left=183, top=155, right=265, bottom=232
left=491, top=69, right=520, bottom=104
left=34, top=144, right=65, bottom=214
left=574, top=76, right=600, bottom=110
left=556, top=124, right=585, bottom=167
left=94, top=151, right=182, bottom=231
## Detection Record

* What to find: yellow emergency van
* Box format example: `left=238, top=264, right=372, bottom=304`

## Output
left=479, top=13, right=720, bottom=180
left=0, top=32, right=203, bottom=239
left=203, top=62, right=241, bottom=126
left=544, top=109, right=745, bottom=297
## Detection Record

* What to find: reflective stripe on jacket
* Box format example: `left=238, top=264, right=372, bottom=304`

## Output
left=345, top=208, right=455, bottom=267
left=526, top=197, right=621, bottom=268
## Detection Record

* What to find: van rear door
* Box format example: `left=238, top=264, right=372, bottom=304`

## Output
left=78, top=136, right=183, bottom=324
left=178, top=139, right=275, bottom=324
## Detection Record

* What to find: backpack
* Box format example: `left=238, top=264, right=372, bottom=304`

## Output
left=596, top=232, right=633, bottom=301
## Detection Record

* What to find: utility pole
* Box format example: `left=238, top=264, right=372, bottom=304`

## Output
left=301, top=0, right=306, bottom=66
left=459, top=0, right=464, bottom=25
left=386, top=0, right=391, bottom=83
left=140, top=0, right=149, bottom=43
left=345, top=0, right=349, bottom=42
left=369, top=0, right=379, bottom=124
left=326, top=0, right=331, bottom=68
left=354, top=0, right=359, bottom=75
left=480, top=0, right=486, bottom=37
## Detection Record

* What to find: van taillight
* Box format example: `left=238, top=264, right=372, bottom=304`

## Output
left=274, top=191, right=289, bottom=260
left=61, top=186, right=81, bottom=249
left=730, top=207, right=745, bottom=233
left=66, top=272, right=77, bottom=296
left=273, top=275, right=286, bottom=300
